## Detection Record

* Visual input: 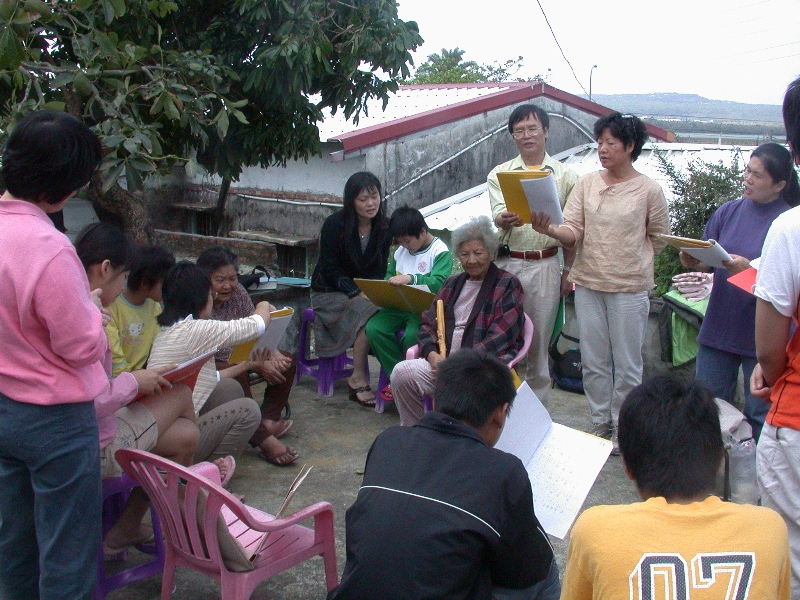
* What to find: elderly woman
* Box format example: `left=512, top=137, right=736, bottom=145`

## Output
left=196, top=247, right=298, bottom=466
left=531, top=112, right=670, bottom=451
left=391, top=216, right=526, bottom=426
left=310, top=171, right=392, bottom=406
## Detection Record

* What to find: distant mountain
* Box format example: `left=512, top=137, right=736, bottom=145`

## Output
left=592, top=93, right=782, bottom=124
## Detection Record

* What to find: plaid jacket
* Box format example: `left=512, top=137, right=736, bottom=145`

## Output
left=418, top=262, right=525, bottom=363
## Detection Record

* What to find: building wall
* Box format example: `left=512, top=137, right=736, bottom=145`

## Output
left=366, top=99, right=595, bottom=213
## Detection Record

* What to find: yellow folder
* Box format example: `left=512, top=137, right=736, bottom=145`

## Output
left=354, top=279, right=435, bottom=315
left=497, top=169, right=551, bottom=224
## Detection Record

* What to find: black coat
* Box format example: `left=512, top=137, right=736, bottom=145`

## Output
left=310, top=209, right=391, bottom=297
left=328, top=411, right=553, bottom=600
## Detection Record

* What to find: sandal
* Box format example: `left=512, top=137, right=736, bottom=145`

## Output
left=349, top=384, right=376, bottom=408
left=263, top=419, right=293, bottom=439
left=379, top=384, right=394, bottom=403
left=103, top=524, right=155, bottom=559
left=257, top=446, right=300, bottom=467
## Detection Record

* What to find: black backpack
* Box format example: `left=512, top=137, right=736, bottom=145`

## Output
left=549, top=332, right=584, bottom=394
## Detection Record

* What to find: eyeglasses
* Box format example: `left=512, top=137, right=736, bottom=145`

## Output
left=511, top=126, right=543, bottom=140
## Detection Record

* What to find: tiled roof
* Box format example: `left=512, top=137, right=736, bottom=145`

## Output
left=314, top=82, right=673, bottom=159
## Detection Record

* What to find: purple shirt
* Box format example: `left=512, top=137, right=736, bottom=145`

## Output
left=697, top=197, right=792, bottom=356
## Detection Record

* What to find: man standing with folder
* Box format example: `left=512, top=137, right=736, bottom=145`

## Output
left=488, top=104, right=577, bottom=404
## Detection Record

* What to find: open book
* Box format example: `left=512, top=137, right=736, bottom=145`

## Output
left=135, top=348, right=217, bottom=400
left=248, top=465, right=313, bottom=560
left=228, top=308, right=294, bottom=364
left=659, top=234, right=732, bottom=269
left=497, top=170, right=562, bottom=225
left=494, top=383, right=612, bottom=539
left=354, top=279, right=435, bottom=315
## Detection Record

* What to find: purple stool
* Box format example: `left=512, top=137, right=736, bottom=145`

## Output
left=95, top=475, right=165, bottom=599
left=296, top=308, right=369, bottom=397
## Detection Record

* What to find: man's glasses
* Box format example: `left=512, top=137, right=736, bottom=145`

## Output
left=511, top=126, right=543, bottom=140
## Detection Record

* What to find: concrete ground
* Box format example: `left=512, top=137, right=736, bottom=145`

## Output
left=108, top=357, right=640, bottom=600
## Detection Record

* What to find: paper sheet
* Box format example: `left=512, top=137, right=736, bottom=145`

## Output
left=681, top=241, right=732, bottom=269
left=228, top=309, right=294, bottom=363
left=519, top=175, right=563, bottom=225
left=494, top=383, right=612, bottom=539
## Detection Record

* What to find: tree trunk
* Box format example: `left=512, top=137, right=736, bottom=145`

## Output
left=88, top=174, right=154, bottom=245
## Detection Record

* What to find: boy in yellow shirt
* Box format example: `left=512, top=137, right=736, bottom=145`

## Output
left=561, top=375, right=790, bottom=600
left=106, top=246, right=175, bottom=375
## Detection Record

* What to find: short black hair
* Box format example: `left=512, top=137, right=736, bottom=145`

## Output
left=619, top=375, right=723, bottom=500
left=784, top=76, right=800, bottom=160
left=127, top=245, right=175, bottom=292
left=158, top=261, right=211, bottom=326
left=1, top=110, right=102, bottom=205
left=593, top=112, right=649, bottom=162
left=507, top=104, right=549, bottom=133
left=434, top=349, right=516, bottom=428
left=389, top=205, right=428, bottom=238
left=196, top=246, right=239, bottom=274
left=74, top=222, right=137, bottom=272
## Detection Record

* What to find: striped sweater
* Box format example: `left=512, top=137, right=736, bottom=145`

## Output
left=147, top=315, right=264, bottom=413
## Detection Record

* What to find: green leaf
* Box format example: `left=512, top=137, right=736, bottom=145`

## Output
left=102, top=162, right=125, bottom=192
left=41, top=101, right=66, bottom=111
left=107, top=0, right=124, bottom=16
left=103, top=134, right=126, bottom=147
left=23, top=0, right=51, bottom=20
left=102, top=0, right=114, bottom=24
left=123, top=139, right=137, bottom=154
left=72, top=72, right=94, bottom=96
left=0, top=0, right=17, bottom=21
left=163, top=94, right=180, bottom=120
left=185, top=157, right=197, bottom=178
left=214, top=107, right=229, bottom=139
left=50, top=73, right=73, bottom=89
left=0, top=26, right=25, bottom=70
left=125, top=163, right=144, bottom=190
left=76, top=0, right=94, bottom=8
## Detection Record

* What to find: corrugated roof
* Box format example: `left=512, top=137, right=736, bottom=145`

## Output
left=422, top=142, right=757, bottom=232
left=314, top=83, right=673, bottom=160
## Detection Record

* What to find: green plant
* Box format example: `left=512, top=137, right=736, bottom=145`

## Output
left=653, top=149, right=743, bottom=295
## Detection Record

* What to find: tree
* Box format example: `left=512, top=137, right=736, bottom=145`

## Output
left=653, top=149, right=743, bottom=294
left=0, top=0, right=422, bottom=241
left=406, top=47, right=525, bottom=85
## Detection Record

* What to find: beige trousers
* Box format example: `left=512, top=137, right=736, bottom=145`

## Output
left=495, top=255, right=561, bottom=405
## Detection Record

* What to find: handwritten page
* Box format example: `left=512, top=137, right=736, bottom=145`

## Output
left=520, top=174, right=563, bottom=225
left=495, top=383, right=612, bottom=539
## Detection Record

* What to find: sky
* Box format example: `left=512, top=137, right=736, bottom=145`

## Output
left=396, top=0, right=800, bottom=107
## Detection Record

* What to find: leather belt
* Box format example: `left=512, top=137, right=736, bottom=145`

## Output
left=508, top=247, right=558, bottom=260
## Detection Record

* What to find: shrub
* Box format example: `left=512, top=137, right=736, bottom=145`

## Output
left=653, top=149, right=743, bottom=295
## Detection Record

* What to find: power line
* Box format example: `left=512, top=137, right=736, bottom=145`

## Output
left=682, top=51, right=800, bottom=76
left=533, top=0, right=588, bottom=96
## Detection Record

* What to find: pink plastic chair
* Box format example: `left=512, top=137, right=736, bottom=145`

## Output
left=404, top=314, right=534, bottom=412
left=116, top=448, right=339, bottom=600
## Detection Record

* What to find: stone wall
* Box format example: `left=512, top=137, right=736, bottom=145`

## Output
left=153, top=229, right=278, bottom=270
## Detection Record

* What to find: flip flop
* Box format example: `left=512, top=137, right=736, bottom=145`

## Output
left=379, top=384, right=394, bottom=403
left=257, top=446, right=300, bottom=467
left=214, top=456, right=236, bottom=486
left=349, top=384, right=376, bottom=408
left=103, top=525, right=155, bottom=559
left=263, top=419, right=293, bottom=439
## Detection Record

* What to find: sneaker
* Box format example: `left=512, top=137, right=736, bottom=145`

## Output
left=588, top=421, right=612, bottom=440
left=610, top=425, right=620, bottom=456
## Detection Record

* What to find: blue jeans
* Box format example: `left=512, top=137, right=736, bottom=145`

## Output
left=695, top=344, right=766, bottom=441
left=0, top=393, right=101, bottom=600
left=492, top=558, right=560, bottom=600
